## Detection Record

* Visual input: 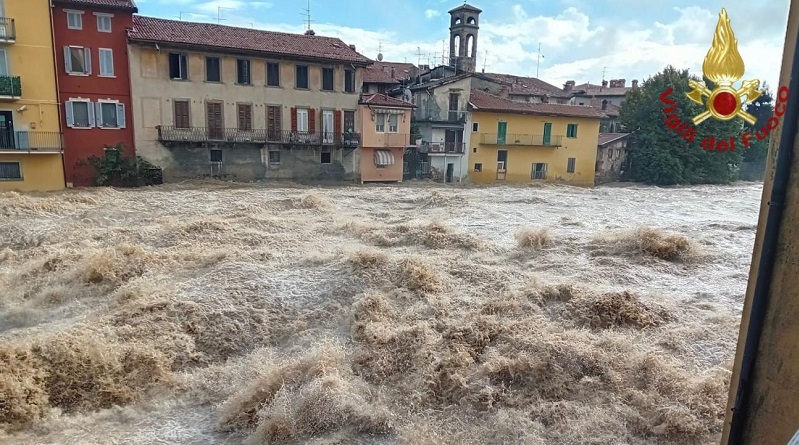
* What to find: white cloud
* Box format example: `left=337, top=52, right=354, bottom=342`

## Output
left=425, top=9, right=440, bottom=19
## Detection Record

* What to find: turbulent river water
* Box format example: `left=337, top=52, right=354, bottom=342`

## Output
left=0, top=181, right=763, bottom=445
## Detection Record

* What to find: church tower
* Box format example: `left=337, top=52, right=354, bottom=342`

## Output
left=448, top=3, right=481, bottom=73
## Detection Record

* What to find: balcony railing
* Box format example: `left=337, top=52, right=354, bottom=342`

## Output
left=480, top=133, right=563, bottom=147
left=428, top=142, right=466, bottom=154
left=0, top=131, right=62, bottom=151
left=0, top=76, right=21, bottom=99
left=0, top=18, right=15, bottom=42
left=414, top=109, right=468, bottom=123
left=156, top=126, right=361, bottom=147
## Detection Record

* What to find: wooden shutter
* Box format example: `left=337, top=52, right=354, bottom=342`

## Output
left=308, top=108, right=316, bottom=134
left=334, top=110, right=342, bottom=134
left=174, top=101, right=189, bottom=128
left=237, top=104, right=252, bottom=130
left=290, top=107, right=297, bottom=132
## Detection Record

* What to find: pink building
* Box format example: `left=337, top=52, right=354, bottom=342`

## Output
left=358, top=94, right=415, bottom=183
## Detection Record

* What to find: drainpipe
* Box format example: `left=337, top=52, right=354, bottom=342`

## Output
left=723, top=3, right=799, bottom=442
left=49, top=0, right=67, bottom=189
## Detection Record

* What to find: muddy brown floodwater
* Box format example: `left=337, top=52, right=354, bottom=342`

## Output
left=0, top=180, right=763, bottom=445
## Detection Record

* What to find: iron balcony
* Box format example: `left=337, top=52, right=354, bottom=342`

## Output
left=0, top=131, right=62, bottom=152
left=0, top=18, right=15, bottom=43
left=479, top=133, right=563, bottom=147
left=427, top=142, right=466, bottom=154
left=0, top=76, right=21, bottom=99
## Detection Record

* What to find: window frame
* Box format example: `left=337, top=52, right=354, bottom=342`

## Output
left=169, top=53, right=188, bottom=81
left=236, top=58, right=251, bottom=85
left=320, top=151, right=332, bottom=164
left=65, top=98, right=94, bottom=129
left=388, top=114, right=398, bottom=133
left=0, top=161, right=22, bottom=181
left=472, top=122, right=478, bottom=132
left=95, top=12, right=112, bottom=33
left=295, top=64, right=309, bottom=89
left=344, top=68, right=355, bottom=93
left=474, top=163, right=482, bottom=172
left=66, top=10, right=83, bottom=30
left=296, top=108, right=309, bottom=132
left=237, top=103, right=253, bottom=131
left=268, top=150, right=281, bottom=164
left=64, top=45, right=91, bottom=75
left=567, top=123, right=578, bottom=138
left=375, top=113, right=386, bottom=133
left=210, top=149, right=223, bottom=163
left=266, top=62, right=281, bottom=87
left=531, top=162, right=548, bottom=180
left=98, top=48, right=114, bottom=77
left=173, top=99, right=191, bottom=129
left=567, top=157, right=576, bottom=173
left=205, top=56, right=221, bottom=83
left=94, top=99, right=126, bottom=130
left=322, top=67, right=334, bottom=91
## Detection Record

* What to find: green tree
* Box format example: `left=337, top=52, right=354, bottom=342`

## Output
left=620, top=66, right=743, bottom=185
left=80, top=143, right=162, bottom=187
left=742, top=83, right=774, bottom=162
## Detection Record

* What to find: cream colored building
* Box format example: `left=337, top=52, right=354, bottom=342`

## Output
left=127, top=16, right=372, bottom=183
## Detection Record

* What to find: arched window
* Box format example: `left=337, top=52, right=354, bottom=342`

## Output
left=467, top=16, right=476, bottom=25
left=466, top=34, right=474, bottom=57
left=452, top=35, right=461, bottom=58
left=453, top=17, right=462, bottom=25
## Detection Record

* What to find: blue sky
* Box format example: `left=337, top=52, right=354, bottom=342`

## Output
left=134, top=0, right=790, bottom=90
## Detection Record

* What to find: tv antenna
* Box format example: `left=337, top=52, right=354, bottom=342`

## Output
left=482, top=50, right=489, bottom=72
left=178, top=11, right=193, bottom=20
left=217, top=6, right=233, bottom=24
left=377, top=42, right=383, bottom=61
left=602, top=66, right=608, bottom=83
left=301, top=0, right=314, bottom=31
left=536, top=43, right=544, bottom=78
left=416, top=46, right=422, bottom=66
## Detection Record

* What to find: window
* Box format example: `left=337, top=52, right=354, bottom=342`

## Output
left=567, top=123, right=578, bottom=138
left=95, top=101, right=126, bottom=129
left=474, top=163, right=482, bottom=172
left=0, top=49, right=7, bottom=76
left=343, top=110, right=355, bottom=133
left=321, top=152, right=332, bottom=164
left=65, top=100, right=94, bottom=128
left=169, top=53, right=188, bottom=80
left=472, top=122, right=478, bottom=132
left=0, top=162, right=22, bottom=180
left=296, top=108, right=309, bottom=132
left=174, top=100, right=190, bottom=128
left=206, top=56, right=221, bottom=82
left=210, top=149, right=222, bottom=163
left=473, top=147, right=477, bottom=153
left=344, top=69, right=355, bottom=93
left=66, top=10, right=83, bottom=30
left=322, top=67, right=334, bottom=91
left=98, top=48, right=113, bottom=76
left=532, top=163, right=548, bottom=179
left=567, top=157, right=576, bottom=173
left=96, top=13, right=112, bottom=32
left=268, top=151, right=280, bottom=164
left=237, top=103, right=252, bottom=131
left=236, top=59, right=251, bottom=85
left=375, top=113, right=385, bottom=132
left=388, top=114, right=398, bottom=133
left=266, top=62, right=280, bottom=86
left=377, top=84, right=387, bottom=93
left=295, top=65, right=309, bottom=89
left=64, top=46, right=91, bottom=75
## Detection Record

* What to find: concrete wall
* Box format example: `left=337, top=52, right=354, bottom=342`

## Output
left=595, top=138, right=629, bottom=184
left=468, top=111, right=600, bottom=186
left=412, top=76, right=471, bottom=121
left=128, top=44, right=363, bottom=181
left=0, top=153, right=65, bottom=192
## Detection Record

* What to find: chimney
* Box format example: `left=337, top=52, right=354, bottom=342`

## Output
left=499, top=85, right=510, bottom=98
left=619, top=79, right=626, bottom=87
left=602, top=80, right=608, bottom=88
left=601, top=100, right=608, bottom=110
left=632, top=79, right=638, bottom=88
left=348, top=44, right=355, bottom=50
left=563, top=80, right=575, bottom=91
left=304, top=29, right=315, bottom=36
left=391, top=67, right=396, bottom=78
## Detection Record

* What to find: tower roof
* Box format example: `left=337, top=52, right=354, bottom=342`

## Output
left=449, top=3, right=482, bottom=14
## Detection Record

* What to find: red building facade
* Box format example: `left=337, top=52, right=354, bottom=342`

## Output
left=51, top=0, right=137, bottom=187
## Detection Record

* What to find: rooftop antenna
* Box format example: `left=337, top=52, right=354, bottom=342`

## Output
left=301, top=0, right=314, bottom=31
left=442, top=40, right=446, bottom=66
left=602, top=66, right=608, bottom=84
left=536, top=42, right=544, bottom=78
left=377, top=41, right=383, bottom=61
left=482, top=50, right=488, bottom=73
left=416, top=46, right=422, bottom=66
left=217, top=6, right=233, bottom=24
left=178, top=11, right=192, bottom=20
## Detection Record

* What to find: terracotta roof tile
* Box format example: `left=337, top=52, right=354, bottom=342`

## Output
left=598, top=133, right=631, bottom=146
left=363, top=62, right=415, bottom=84
left=360, top=93, right=415, bottom=108
left=469, top=90, right=606, bottom=119
left=129, top=16, right=372, bottom=65
left=480, top=72, right=571, bottom=98
left=54, top=0, right=137, bottom=12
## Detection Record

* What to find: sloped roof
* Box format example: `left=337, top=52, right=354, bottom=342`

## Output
left=363, top=62, right=416, bottom=84
left=410, top=73, right=473, bottom=91
left=360, top=93, right=416, bottom=108
left=53, top=0, right=137, bottom=12
left=480, top=72, right=572, bottom=99
left=469, top=89, right=606, bottom=119
left=574, top=83, right=630, bottom=97
left=128, top=16, right=372, bottom=65
left=598, top=133, right=631, bottom=146
left=449, top=3, right=482, bottom=13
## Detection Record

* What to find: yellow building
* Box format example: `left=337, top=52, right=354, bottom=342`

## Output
left=467, top=90, right=605, bottom=186
left=0, top=0, right=64, bottom=192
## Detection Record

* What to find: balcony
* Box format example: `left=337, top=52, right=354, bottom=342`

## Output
left=428, top=142, right=466, bottom=154
left=446, top=110, right=468, bottom=123
left=0, top=132, right=62, bottom=152
left=156, top=126, right=360, bottom=148
left=414, top=109, right=468, bottom=124
left=0, top=18, right=15, bottom=43
left=480, top=133, right=563, bottom=147
left=380, top=133, right=411, bottom=147
left=0, top=76, right=21, bottom=100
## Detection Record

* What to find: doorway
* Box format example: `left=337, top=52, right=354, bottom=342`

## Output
left=496, top=149, right=507, bottom=180
left=446, top=163, right=454, bottom=183
left=322, top=110, right=334, bottom=144
left=0, top=111, right=14, bottom=149
left=543, top=122, right=552, bottom=145
left=206, top=102, right=223, bottom=140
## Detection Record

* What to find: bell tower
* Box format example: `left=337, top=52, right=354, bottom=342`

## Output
left=448, top=3, right=481, bottom=73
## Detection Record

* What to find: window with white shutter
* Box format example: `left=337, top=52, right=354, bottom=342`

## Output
left=99, top=48, right=113, bottom=76
left=65, top=46, right=91, bottom=75
left=67, top=100, right=93, bottom=128
left=96, top=102, right=122, bottom=128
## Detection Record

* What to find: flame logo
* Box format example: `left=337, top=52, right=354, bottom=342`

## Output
left=702, top=8, right=745, bottom=85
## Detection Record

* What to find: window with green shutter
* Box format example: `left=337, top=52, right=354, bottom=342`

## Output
left=567, top=124, right=578, bottom=138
